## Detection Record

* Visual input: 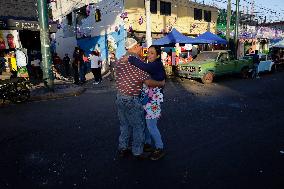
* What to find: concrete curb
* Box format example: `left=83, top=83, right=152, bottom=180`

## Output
left=29, top=87, right=86, bottom=102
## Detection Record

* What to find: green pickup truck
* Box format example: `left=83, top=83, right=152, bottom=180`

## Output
left=176, top=50, right=253, bottom=84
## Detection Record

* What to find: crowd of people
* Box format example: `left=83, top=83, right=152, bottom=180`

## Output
left=0, top=46, right=107, bottom=85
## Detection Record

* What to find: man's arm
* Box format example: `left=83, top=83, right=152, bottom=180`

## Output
left=144, top=79, right=165, bottom=88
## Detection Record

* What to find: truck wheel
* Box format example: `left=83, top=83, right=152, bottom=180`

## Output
left=241, top=67, right=249, bottom=79
left=201, top=72, right=214, bottom=84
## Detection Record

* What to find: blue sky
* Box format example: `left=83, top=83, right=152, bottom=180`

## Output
left=201, top=0, right=284, bottom=22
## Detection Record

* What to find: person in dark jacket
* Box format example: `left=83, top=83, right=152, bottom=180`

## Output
left=72, top=47, right=80, bottom=84
left=252, top=50, right=260, bottom=79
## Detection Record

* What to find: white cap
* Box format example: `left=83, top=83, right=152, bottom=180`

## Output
left=125, top=38, right=138, bottom=50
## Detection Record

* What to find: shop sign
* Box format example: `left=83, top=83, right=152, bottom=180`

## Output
left=0, top=20, right=7, bottom=29
left=6, top=19, right=57, bottom=33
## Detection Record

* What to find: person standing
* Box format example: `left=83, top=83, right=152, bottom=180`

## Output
left=89, top=50, right=102, bottom=84
left=0, top=52, right=6, bottom=75
left=109, top=52, right=117, bottom=81
left=79, top=49, right=87, bottom=84
left=63, top=53, right=71, bottom=77
left=31, top=56, right=42, bottom=80
left=252, top=50, right=260, bottom=79
left=115, top=38, right=164, bottom=159
left=72, top=47, right=80, bottom=84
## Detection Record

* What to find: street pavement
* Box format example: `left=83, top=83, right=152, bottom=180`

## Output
left=0, top=71, right=284, bottom=189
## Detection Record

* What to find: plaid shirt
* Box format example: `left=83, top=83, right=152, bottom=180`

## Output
left=115, top=53, right=149, bottom=96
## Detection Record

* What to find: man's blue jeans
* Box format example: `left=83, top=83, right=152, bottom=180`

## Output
left=116, top=93, right=146, bottom=156
left=145, top=118, right=164, bottom=149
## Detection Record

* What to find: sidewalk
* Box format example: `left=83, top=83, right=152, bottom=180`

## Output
left=29, top=71, right=105, bottom=101
left=30, top=80, right=86, bottom=101
left=0, top=70, right=114, bottom=106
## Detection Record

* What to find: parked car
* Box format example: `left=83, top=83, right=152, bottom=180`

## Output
left=176, top=50, right=253, bottom=84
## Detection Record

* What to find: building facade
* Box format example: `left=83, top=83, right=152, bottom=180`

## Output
left=124, top=0, right=218, bottom=39
left=262, top=21, right=284, bottom=32
left=0, top=0, right=57, bottom=53
left=50, top=0, right=218, bottom=64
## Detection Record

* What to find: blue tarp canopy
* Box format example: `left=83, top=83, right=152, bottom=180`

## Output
left=153, top=28, right=195, bottom=45
left=194, top=31, right=227, bottom=44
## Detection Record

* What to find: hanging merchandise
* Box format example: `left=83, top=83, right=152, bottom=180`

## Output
left=120, top=12, right=128, bottom=20
left=95, top=9, right=101, bottom=22
left=138, top=16, right=143, bottom=25
left=129, top=25, right=133, bottom=32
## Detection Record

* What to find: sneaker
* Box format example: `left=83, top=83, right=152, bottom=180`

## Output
left=94, top=82, right=99, bottom=85
left=150, top=149, right=166, bottom=161
left=118, top=149, right=131, bottom=158
left=143, top=144, right=154, bottom=152
left=133, top=153, right=149, bottom=160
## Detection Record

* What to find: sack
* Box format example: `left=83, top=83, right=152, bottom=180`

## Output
left=17, top=67, right=29, bottom=78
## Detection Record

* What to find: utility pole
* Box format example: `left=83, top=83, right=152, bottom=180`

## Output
left=37, top=0, right=54, bottom=90
left=234, top=0, right=240, bottom=58
left=226, top=0, right=231, bottom=42
left=145, top=0, right=152, bottom=47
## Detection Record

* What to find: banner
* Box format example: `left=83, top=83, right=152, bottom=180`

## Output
left=0, top=30, right=21, bottom=50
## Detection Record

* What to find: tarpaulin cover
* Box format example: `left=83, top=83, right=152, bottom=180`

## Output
left=194, top=31, right=227, bottom=44
left=153, top=28, right=195, bottom=45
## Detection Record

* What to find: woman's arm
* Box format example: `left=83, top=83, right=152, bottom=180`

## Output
left=128, top=56, right=156, bottom=73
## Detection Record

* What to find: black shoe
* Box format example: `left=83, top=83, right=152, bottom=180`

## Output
left=118, top=149, right=131, bottom=158
left=143, top=144, right=154, bottom=152
left=133, top=153, right=149, bottom=160
left=150, top=149, right=166, bottom=161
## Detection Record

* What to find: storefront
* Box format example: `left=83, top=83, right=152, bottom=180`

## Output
left=0, top=18, right=57, bottom=78
left=0, top=19, right=57, bottom=51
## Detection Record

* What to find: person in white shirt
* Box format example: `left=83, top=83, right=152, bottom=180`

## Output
left=89, top=50, right=102, bottom=84
left=31, top=56, right=42, bottom=80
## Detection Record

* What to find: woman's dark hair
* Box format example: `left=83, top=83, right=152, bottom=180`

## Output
left=149, top=45, right=167, bottom=80
left=149, top=45, right=161, bottom=61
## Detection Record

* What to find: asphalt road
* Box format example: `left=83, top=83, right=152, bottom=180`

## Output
left=0, top=71, right=284, bottom=189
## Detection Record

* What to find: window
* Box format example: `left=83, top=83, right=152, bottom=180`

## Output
left=194, top=8, right=202, bottom=20
left=66, top=13, right=72, bottom=25
left=150, top=0, right=157, bottom=14
left=77, top=6, right=88, bottom=18
left=204, top=10, right=211, bottom=22
left=219, top=53, right=228, bottom=61
left=160, top=1, right=171, bottom=16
